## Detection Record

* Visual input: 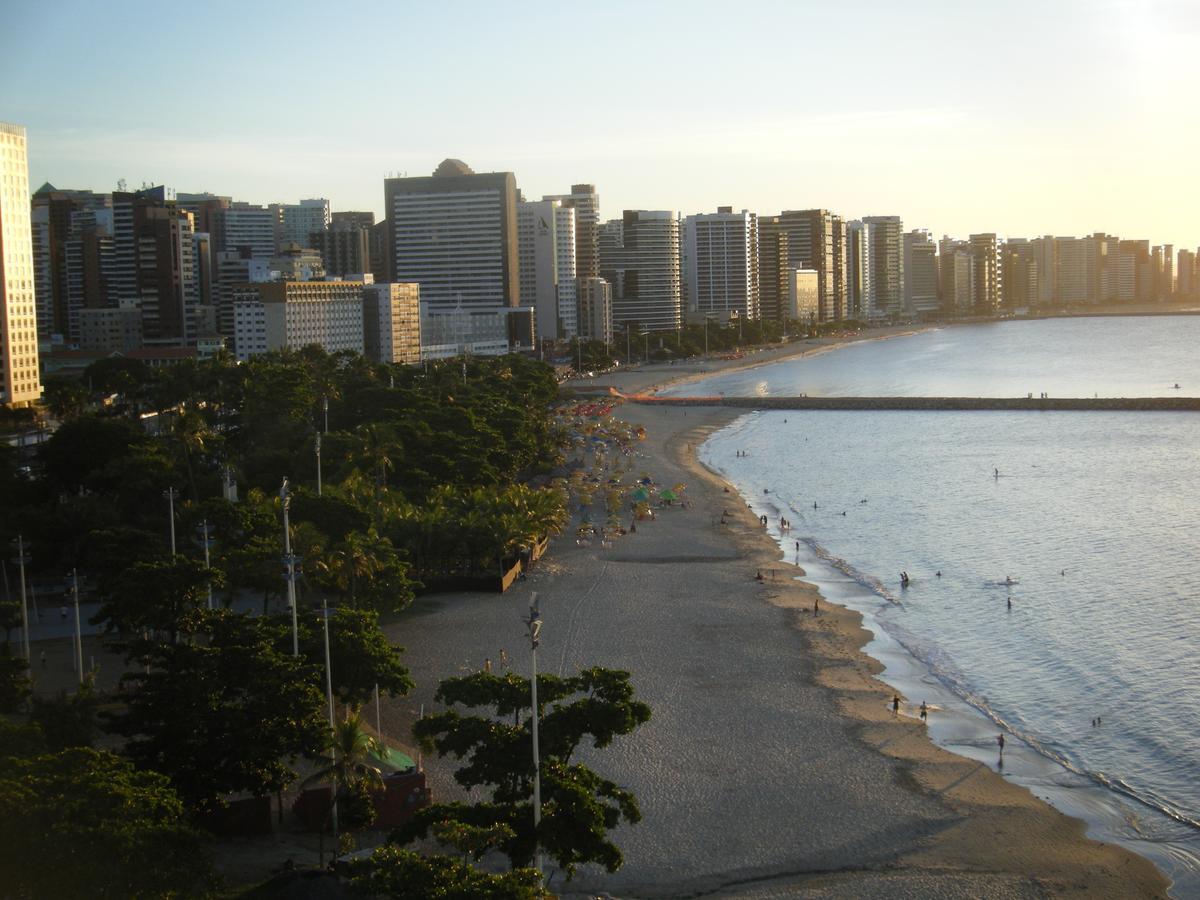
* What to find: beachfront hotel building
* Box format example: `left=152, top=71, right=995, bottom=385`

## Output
left=362, top=282, right=421, bottom=365
left=682, top=208, right=760, bottom=321
left=1, top=122, right=41, bottom=407
left=599, top=210, right=681, bottom=332
left=231, top=279, right=364, bottom=361
left=384, top=159, right=520, bottom=313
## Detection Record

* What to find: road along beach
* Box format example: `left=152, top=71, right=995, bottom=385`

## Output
left=383, top=350, right=1169, bottom=898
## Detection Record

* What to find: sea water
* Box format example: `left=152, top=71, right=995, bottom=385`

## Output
left=693, top=319, right=1200, bottom=895
left=665, top=315, right=1200, bottom=399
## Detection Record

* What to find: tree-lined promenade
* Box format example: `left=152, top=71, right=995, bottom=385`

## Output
left=0, top=346, right=664, bottom=896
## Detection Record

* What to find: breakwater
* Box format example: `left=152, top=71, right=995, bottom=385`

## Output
left=628, top=395, right=1200, bottom=412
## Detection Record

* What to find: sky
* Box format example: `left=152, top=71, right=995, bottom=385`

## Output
left=2, top=0, right=1198, bottom=249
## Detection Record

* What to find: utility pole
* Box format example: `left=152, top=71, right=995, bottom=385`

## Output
left=524, top=594, right=544, bottom=877
left=13, top=536, right=31, bottom=678
left=163, top=487, right=179, bottom=556
left=280, top=478, right=299, bottom=656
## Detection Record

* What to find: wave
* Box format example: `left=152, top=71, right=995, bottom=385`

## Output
left=798, top=537, right=903, bottom=606
left=797, top=533, right=1200, bottom=837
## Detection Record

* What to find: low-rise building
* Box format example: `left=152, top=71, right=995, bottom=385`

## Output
left=362, top=283, right=421, bottom=365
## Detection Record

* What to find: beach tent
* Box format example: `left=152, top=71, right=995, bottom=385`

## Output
left=631, top=487, right=651, bottom=502
left=659, top=489, right=678, bottom=501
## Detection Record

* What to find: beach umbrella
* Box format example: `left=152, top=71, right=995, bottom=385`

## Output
left=660, top=489, right=678, bottom=501
left=631, top=487, right=651, bottom=502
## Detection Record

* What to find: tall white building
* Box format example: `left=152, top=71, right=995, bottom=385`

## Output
left=786, top=269, right=819, bottom=321
left=0, top=123, right=41, bottom=406
left=517, top=199, right=577, bottom=342
left=939, top=237, right=975, bottom=313
left=544, top=184, right=600, bottom=281
left=682, top=208, right=759, bottom=320
left=599, top=210, right=681, bottom=332
left=902, top=230, right=939, bottom=315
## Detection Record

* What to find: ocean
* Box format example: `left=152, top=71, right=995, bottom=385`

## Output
left=687, top=317, right=1200, bottom=895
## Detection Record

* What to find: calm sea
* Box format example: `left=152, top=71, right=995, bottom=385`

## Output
left=666, top=315, right=1200, bottom=399
left=692, top=317, right=1200, bottom=895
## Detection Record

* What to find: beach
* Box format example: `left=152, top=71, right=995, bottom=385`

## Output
left=382, top=341, right=1171, bottom=897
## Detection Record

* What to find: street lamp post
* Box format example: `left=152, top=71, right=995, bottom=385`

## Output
left=625, top=326, right=632, bottom=365
left=13, top=536, right=31, bottom=677
left=197, top=520, right=214, bottom=610
left=70, top=568, right=83, bottom=685
left=163, top=487, right=179, bottom=556
left=642, top=331, right=649, bottom=365
left=280, top=478, right=299, bottom=656
left=322, top=396, right=329, bottom=434
left=320, top=599, right=338, bottom=841
left=524, top=594, right=544, bottom=876
left=315, top=432, right=322, bottom=497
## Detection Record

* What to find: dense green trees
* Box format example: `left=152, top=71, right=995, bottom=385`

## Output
left=0, top=747, right=215, bottom=898
left=349, top=846, right=548, bottom=899
left=106, top=613, right=329, bottom=813
left=397, top=668, right=650, bottom=878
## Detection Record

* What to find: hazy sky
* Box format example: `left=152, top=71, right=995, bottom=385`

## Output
left=3, top=0, right=1197, bottom=248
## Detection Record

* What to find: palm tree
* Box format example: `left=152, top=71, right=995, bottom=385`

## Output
left=303, top=711, right=386, bottom=852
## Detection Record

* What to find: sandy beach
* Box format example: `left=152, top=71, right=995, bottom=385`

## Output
left=383, top=340, right=1170, bottom=898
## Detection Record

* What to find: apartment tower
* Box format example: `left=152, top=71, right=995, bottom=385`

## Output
left=0, top=123, right=40, bottom=406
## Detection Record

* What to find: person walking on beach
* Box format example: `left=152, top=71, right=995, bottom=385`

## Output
left=997, top=733, right=1005, bottom=758
left=813, top=597, right=819, bottom=616
left=892, top=694, right=900, bottom=716
left=920, top=701, right=928, bottom=723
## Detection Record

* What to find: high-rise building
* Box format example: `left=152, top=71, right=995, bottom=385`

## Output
left=902, top=230, right=939, bottom=315
left=30, top=184, right=110, bottom=340
left=939, top=237, right=975, bottom=313
left=517, top=198, right=577, bottom=342
left=313, top=213, right=373, bottom=278
left=756, top=216, right=790, bottom=322
left=1054, top=237, right=1089, bottom=303
left=544, top=184, right=600, bottom=281
left=1177, top=249, right=1196, bottom=298
left=969, top=233, right=1002, bottom=313
left=863, top=216, right=904, bottom=316
left=845, top=220, right=871, bottom=320
left=576, top=277, right=613, bottom=345
left=682, top=208, right=760, bottom=321
left=384, top=159, right=519, bottom=312
left=362, top=282, right=421, bottom=365
left=271, top=199, right=330, bottom=252
left=1, top=123, right=41, bottom=406
left=774, top=209, right=846, bottom=322
left=999, top=238, right=1038, bottom=310
left=599, top=210, right=681, bottom=332
left=108, top=188, right=199, bottom=343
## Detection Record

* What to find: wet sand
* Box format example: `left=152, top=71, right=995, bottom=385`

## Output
left=382, top=350, right=1169, bottom=898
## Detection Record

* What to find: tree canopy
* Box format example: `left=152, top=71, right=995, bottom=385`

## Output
left=0, top=747, right=215, bottom=899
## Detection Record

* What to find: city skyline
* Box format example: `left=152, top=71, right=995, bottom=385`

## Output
left=3, top=1, right=1198, bottom=249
